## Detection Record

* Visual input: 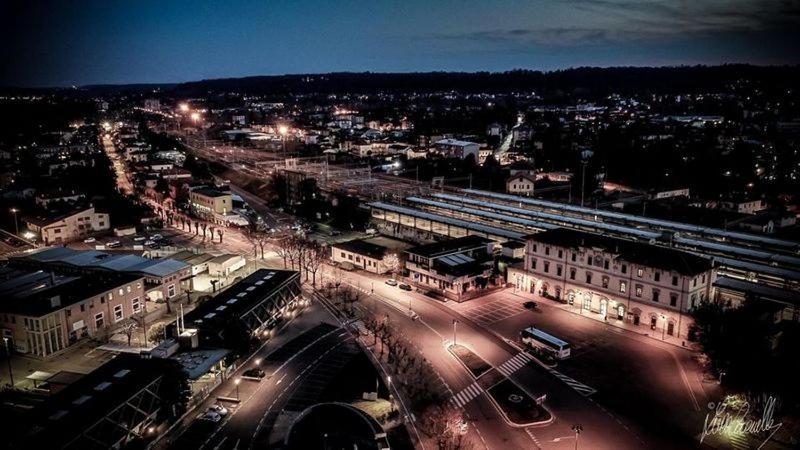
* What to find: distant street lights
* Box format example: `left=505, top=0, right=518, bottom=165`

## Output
left=571, top=424, right=583, bottom=450
left=9, top=208, right=19, bottom=235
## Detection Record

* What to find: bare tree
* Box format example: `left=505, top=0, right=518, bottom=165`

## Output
left=384, top=253, right=401, bottom=280
left=301, top=240, right=328, bottom=287
left=148, top=322, right=167, bottom=345
left=217, top=228, right=224, bottom=243
left=419, top=403, right=470, bottom=450
left=119, top=319, right=139, bottom=347
left=201, top=223, right=208, bottom=242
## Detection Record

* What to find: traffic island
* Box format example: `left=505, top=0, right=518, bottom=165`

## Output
left=449, top=344, right=492, bottom=377
left=487, top=379, right=551, bottom=426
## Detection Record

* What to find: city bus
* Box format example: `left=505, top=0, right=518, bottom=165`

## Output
left=520, top=326, right=571, bottom=359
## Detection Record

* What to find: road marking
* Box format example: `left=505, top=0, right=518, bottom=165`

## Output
left=495, top=352, right=533, bottom=377
left=525, top=428, right=542, bottom=449
left=547, top=368, right=597, bottom=396
left=450, top=382, right=483, bottom=408
left=275, top=374, right=287, bottom=385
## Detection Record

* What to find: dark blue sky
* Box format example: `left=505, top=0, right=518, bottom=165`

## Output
left=2, top=0, right=798, bottom=87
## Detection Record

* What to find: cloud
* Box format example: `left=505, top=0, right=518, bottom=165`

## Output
left=434, top=0, right=800, bottom=47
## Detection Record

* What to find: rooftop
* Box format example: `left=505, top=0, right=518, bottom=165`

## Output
left=526, top=228, right=713, bottom=276
left=192, top=186, right=231, bottom=198
left=406, top=235, right=492, bottom=258
left=333, top=239, right=389, bottom=260
left=12, top=247, right=189, bottom=278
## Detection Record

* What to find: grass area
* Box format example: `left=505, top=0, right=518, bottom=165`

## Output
left=450, top=344, right=492, bottom=378
left=488, top=379, right=551, bottom=425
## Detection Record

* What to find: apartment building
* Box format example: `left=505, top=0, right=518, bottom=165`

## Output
left=189, top=187, right=232, bottom=215
left=508, top=228, right=715, bottom=339
left=23, top=206, right=110, bottom=245
left=0, top=268, right=145, bottom=358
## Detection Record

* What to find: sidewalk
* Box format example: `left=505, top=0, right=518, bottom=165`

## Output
left=508, top=289, right=700, bottom=351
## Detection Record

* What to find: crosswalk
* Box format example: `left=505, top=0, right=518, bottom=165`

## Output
left=548, top=369, right=597, bottom=396
left=451, top=382, right=483, bottom=408
left=495, top=352, right=534, bottom=377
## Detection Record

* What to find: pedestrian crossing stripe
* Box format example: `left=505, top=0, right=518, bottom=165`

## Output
left=548, top=369, right=597, bottom=396
left=450, top=382, right=483, bottom=408
left=495, top=352, right=533, bottom=377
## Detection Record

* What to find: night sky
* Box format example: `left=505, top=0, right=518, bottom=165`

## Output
left=2, top=0, right=799, bottom=87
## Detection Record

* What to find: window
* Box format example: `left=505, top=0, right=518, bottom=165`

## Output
left=126, top=285, right=131, bottom=293
left=654, top=272, right=661, bottom=282
left=652, top=290, right=660, bottom=302
left=80, top=304, right=85, bottom=312
left=109, top=292, right=113, bottom=300
left=556, top=265, right=563, bottom=276
left=672, top=276, right=678, bottom=286
left=558, top=250, right=563, bottom=258
left=603, top=260, right=609, bottom=270
left=693, top=278, right=697, bottom=287
left=532, top=244, right=537, bottom=253
left=132, top=297, right=141, bottom=313
left=168, top=284, right=176, bottom=298
left=530, top=258, right=537, bottom=270
left=588, top=256, right=593, bottom=265
left=113, top=305, right=124, bottom=322
left=637, top=268, right=644, bottom=278
left=95, top=312, right=105, bottom=329
left=619, top=281, right=627, bottom=293
left=602, top=276, right=609, bottom=288
left=571, top=253, right=577, bottom=262
left=621, top=264, right=627, bottom=274
left=341, top=252, right=345, bottom=258
left=545, top=247, right=550, bottom=256
left=570, top=268, right=576, bottom=280
left=702, top=274, right=706, bottom=283
left=635, top=285, right=643, bottom=297
left=585, top=272, right=592, bottom=284
left=118, top=288, right=124, bottom=296
left=670, top=294, right=677, bottom=307
left=543, top=261, right=550, bottom=273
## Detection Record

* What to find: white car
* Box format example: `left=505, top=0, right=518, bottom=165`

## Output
left=83, top=237, right=96, bottom=243
left=207, top=404, right=228, bottom=417
left=133, top=236, right=146, bottom=242
left=385, top=279, right=398, bottom=286
left=144, top=240, right=155, bottom=246
left=198, top=411, right=222, bottom=423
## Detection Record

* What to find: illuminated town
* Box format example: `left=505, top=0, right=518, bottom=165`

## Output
left=0, top=1, right=798, bottom=449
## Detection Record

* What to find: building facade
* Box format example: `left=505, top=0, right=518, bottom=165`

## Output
left=189, top=187, right=232, bottom=215
left=508, top=229, right=715, bottom=339
left=24, top=206, right=110, bottom=245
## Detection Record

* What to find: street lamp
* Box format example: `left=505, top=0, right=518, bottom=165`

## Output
left=255, top=358, right=262, bottom=367
left=3, top=337, right=13, bottom=387
left=9, top=208, right=19, bottom=235
left=234, top=377, right=241, bottom=400
left=571, top=424, right=583, bottom=450
left=452, top=319, right=459, bottom=347
left=660, top=314, right=667, bottom=340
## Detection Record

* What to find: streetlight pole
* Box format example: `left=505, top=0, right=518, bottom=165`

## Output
left=9, top=208, right=19, bottom=235
left=660, top=314, right=666, bottom=340
left=234, top=377, right=241, bottom=400
left=572, top=424, right=583, bottom=450
left=3, top=337, right=14, bottom=387
left=452, top=319, right=458, bottom=347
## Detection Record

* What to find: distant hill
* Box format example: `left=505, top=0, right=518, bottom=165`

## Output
left=3, top=65, right=799, bottom=97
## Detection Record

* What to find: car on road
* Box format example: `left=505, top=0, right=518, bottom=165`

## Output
left=198, top=411, right=222, bottom=423
left=83, top=237, right=96, bottom=243
left=523, top=301, right=538, bottom=310
left=398, top=283, right=412, bottom=291
left=207, top=404, right=228, bottom=417
left=242, top=368, right=266, bottom=380
left=385, top=279, right=398, bottom=286
left=151, top=234, right=163, bottom=241
left=106, top=241, right=122, bottom=248
left=133, top=235, right=146, bottom=242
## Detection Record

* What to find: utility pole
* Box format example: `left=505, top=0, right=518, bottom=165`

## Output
left=452, top=319, right=458, bottom=346
left=3, top=337, right=14, bottom=387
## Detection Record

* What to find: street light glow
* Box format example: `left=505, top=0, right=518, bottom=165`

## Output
left=178, top=103, right=189, bottom=112
left=278, top=124, right=289, bottom=135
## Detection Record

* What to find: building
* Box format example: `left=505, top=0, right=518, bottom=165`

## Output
left=508, top=228, right=715, bottom=339
left=506, top=174, right=536, bottom=196
left=713, top=276, right=800, bottom=323
left=34, top=188, right=86, bottom=207
left=0, top=267, right=145, bottom=357
left=23, top=206, right=110, bottom=245
left=189, top=187, right=233, bottom=215
left=9, top=354, right=183, bottom=449
left=180, top=269, right=302, bottom=347
left=404, top=235, right=496, bottom=301
left=433, top=139, right=480, bottom=160
left=332, top=239, right=396, bottom=274
left=207, top=254, right=246, bottom=277
left=10, top=247, right=192, bottom=303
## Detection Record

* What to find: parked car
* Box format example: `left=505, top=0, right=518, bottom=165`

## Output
left=133, top=235, right=146, bottom=242
left=385, top=279, right=398, bottom=286
left=198, top=411, right=222, bottom=423
left=399, top=283, right=412, bottom=291
left=242, top=368, right=266, bottom=380
left=523, top=301, right=538, bottom=310
left=207, top=404, right=228, bottom=417
left=106, top=241, right=121, bottom=248
left=151, top=234, right=163, bottom=241
left=83, top=237, right=96, bottom=243
left=365, top=228, right=378, bottom=235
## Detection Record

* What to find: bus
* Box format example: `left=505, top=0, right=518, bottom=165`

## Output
left=521, top=326, right=571, bottom=359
